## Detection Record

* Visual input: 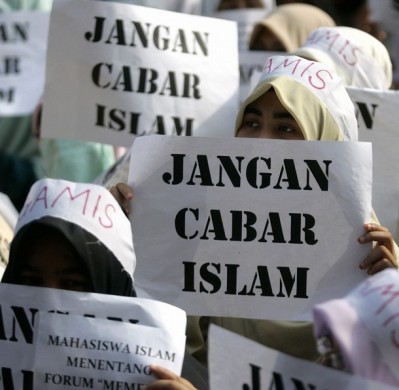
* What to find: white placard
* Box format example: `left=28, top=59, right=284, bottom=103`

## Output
left=0, top=283, right=186, bottom=389
left=0, top=11, right=49, bottom=115
left=128, top=135, right=373, bottom=320
left=208, top=325, right=399, bottom=390
left=41, top=0, right=239, bottom=147
left=347, top=87, right=399, bottom=242
left=34, top=313, right=186, bottom=389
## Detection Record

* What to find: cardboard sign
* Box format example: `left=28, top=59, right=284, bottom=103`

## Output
left=34, top=313, right=185, bottom=389
left=128, top=135, right=373, bottom=320
left=0, top=11, right=49, bottom=115
left=0, top=283, right=186, bottom=389
left=347, top=87, right=399, bottom=242
left=208, top=325, right=399, bottom=390
left=41, top=0, right=239, bottom=147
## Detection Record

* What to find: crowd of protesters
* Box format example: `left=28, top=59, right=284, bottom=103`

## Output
left=1, top=0, right=399, bottom=389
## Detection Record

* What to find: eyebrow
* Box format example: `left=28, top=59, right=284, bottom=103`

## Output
left=273, top=112, right=295, bottom=120
left=21, top=264, right=85, bottom=275
left=243, top=106, right=262, bottom=117
left=244, top=106, right=295, bottom=120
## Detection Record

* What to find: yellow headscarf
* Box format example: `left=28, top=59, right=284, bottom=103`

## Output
left=235, top=55, right=358, bottom=141
left=249, top=3, right=336, bottom=52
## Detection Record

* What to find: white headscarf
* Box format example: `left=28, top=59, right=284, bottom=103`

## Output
left=293, top=26, right=393, bottom=89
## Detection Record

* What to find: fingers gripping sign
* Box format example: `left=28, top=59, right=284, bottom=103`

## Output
left=358, top=223, right=398, bottom=275
left=109, top=182, right=134, bottom=217
left=145, top=365, right=198, bottom=390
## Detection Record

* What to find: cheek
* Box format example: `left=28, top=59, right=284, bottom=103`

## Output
left=289, top=132, right=305, bottom=141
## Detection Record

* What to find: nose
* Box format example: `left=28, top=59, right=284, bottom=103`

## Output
left=257, top=126, right=275, bottom=139
left=42, top=279, right=62, bottom=290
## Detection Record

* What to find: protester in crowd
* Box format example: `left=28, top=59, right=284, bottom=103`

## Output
left=193, top=56, right=398, bottom=366
left=1, top=177, right=205, bottom=389
left=292, top=26, right=393, bottom=89
left=2, top=178, right=136, bottom=295
left=248, top=3, right=335, bottom=52
left=110, top=55, right=398, bottom=367
left=190, top=54, right=398, bottom=364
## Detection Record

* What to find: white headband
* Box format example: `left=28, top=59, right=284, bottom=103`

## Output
left=293, top=27, right=392, bottom=89
left=257, top=55, right=358, bottom=141
left=17, top=178, right=136, bottom=277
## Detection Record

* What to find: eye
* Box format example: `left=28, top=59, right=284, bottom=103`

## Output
left=237, top=113, right=263, bottom=137
left=18, top=273, right=43, bottom=287
left=277, top=124, right=297, bottom=133
left=243, top=119, right=260, bottom=128
left=61, top=276, right=91, bottom=292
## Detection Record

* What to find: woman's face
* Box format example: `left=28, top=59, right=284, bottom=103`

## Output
left=236, top=90, right=305, bottom=140
left=17, top=229, right=92, bottom=292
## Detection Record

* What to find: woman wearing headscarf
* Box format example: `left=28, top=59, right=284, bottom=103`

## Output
left=292, top=26, right=393, bottom=89
left=249, top=3, right=336, bottom=51
left=110, top=55, right=398, bottom=366
left=185, top=54, right=398, bottom=365
left=2, top=178, right=136, bottom=296
left=2, top=178, right=205, bottom=390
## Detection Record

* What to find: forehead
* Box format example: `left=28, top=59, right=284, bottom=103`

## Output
left=26, top=229, right=79, bottom=260
left=246, top=89, right=287, bottom=111
left=17, top=225, right=82, bottom=268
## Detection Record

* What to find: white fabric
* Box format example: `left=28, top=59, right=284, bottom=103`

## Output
left=293, top=27, right=393, bottom=89
left=313, top=269, right=399, bottom=386
left=16, top=178, right=136, bottom=277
